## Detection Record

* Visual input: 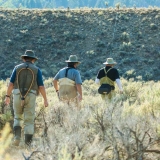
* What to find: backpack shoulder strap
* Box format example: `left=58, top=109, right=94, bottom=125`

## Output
left=65, top=67, right=71, bottom=77
left=104, top=67, right=112, bottom=76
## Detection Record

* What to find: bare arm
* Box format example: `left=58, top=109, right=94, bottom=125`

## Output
left=39, top=86, right=48, bottom=107
left=5, top=82, right=14, bottom=105
left=53, top=79, right=60, bottom=99
left=53, top=79, right=59, bottom=91
left=76, top=84, right=82, bottom=101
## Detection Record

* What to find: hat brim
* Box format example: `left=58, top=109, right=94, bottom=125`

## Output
left=21, top=55, right=38, bottom=60
left=65, top=60, right=80, bottom=63
left=103, top=62, right=117, bottom=65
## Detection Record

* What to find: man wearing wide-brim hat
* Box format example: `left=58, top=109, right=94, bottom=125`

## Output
left=95, top=58, right=123, bottom=100
left=5, top=50, right=48, bottom=147
left=53, top=55, right=82, bottom=106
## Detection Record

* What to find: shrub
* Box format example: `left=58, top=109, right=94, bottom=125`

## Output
left=119, top=42, right=132, bottom=51
left=0, top=123, right=12, bottom=160
left=150, top=23, right=158, bottom=30
left=121, top=32, right=130, bottom=42
left=115, top=3, right=121, bottom=10
left=1, top=79, right=160, bottom=159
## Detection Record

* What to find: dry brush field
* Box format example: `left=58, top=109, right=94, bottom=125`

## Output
left=1, top=7, right=160, bottom=160
left=1, top=78, right=160, bottom=160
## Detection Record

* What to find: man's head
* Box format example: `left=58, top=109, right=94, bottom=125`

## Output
left=65, top=55, right=80, bottom=68
left=103, top=58, right=117, bottom=66
left=21, top=50, right=38, bottom=63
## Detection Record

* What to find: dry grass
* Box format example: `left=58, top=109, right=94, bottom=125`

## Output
left=1, top=78, right=160, bottom=159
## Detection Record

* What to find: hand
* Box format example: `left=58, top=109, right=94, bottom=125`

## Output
left=78, top=95, right=82, bottom=101
left=119, top=90, right=123, bottom=94
left=57, top=91, right=60, bottom=99
left=5, top=97, right=10, bottom=106
left=44, top=99, right=48, bottom=107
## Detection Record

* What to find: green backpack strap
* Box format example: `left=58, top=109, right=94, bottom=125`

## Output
left=104, top=67, right=112, bottom=76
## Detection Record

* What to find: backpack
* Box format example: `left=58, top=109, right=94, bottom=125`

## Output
left=98, top=68, right=114, bottom=95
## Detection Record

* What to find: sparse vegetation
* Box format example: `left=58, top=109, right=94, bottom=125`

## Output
left=0, top=7, right=160, bottom=160
left=1, top=78, right=160, bottom=159
left=0, top=8, right=160, bottom=81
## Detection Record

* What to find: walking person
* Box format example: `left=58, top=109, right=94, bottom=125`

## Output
left=53, top=55, right=82, bottom=107
left=5, top=50, right=48, bottom=146
left=95, top=58, right=123, bottom=100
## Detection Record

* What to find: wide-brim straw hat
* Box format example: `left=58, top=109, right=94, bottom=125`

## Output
left=21, top=50, right=38, bottom=60
left=103, top=58, right=117, bottom=65
left=65, top=55, right=80, bottom=63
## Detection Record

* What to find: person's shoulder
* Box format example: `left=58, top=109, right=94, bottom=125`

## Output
left=72, top=68, right=80, bottom=74
left=99, top=67, right=105, bottom=72
left=15, top=63, right=24, bottom=69
left=111, top=67, right=119, bottom=73
left=33, top=64, right=39, bottom=69
left=59, top=67, right=67, bottom=72
left=112, top=67, right=118, bottom=71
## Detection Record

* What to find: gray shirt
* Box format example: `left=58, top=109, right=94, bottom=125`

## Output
left=54, top=67, right=82, bottom=84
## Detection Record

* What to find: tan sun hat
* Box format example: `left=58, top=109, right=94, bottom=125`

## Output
left=103, top=58, right=117, bottom=65
left=21, top=50, right=38, bottom=60
left=65, top=55, right=80, bottom=63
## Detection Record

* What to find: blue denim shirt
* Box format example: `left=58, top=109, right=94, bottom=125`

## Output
left=54, top=67, right=82, bottom=84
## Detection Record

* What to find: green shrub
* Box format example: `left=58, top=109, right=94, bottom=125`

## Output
left=150, top=23, right=158, bottom=30
left=121, top=32, right=130, bottom=42
left=120, top=42, right=132, bottom=51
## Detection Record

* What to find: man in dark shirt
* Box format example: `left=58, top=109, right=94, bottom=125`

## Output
left=5, top=50, right=48, bottom=146
left=95, top=58, right=123, bottom=100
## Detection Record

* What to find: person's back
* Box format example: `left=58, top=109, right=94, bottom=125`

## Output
left=95, top=58, right=123, bottom=100
left=5, top=50, right=48, bottom=147
left=13, top=62, right=39, bottom=94
left=53, top=55, right=82, bottom=106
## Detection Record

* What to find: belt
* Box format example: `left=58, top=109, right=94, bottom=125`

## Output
left=12, top=89, right=37, bottom=95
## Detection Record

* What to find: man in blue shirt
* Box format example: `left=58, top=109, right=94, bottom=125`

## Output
left=5, top=50, right=48, bottom=146
left=53, top=55, right=82, bottom=107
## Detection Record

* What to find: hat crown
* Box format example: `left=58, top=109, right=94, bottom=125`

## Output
left=24, top=50, right=35, bottom=57
left=21, top=50, right=38, bottom=60
left=69, top=55, right=78, bottom=62
left=103, top=58, right=117, bottom=65
left=107, top=58, right=114, bottom=63
left=65, top=55, right=80, bottom=63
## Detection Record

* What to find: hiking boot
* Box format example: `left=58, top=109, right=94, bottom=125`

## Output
left=12, top=126, right=21, bottom=146
left=25, top=134, right=33, bottom=146
left=12, top=139, right=20, bottom=146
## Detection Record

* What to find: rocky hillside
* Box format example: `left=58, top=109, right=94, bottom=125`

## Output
left=0, top=0, right=160, bottom=8
left=0, top=8, right=160, bottom=81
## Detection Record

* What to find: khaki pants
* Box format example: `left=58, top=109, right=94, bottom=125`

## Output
left=101, top=90, right=115, bottom=101
left=13, top=89, right=36, bottom=134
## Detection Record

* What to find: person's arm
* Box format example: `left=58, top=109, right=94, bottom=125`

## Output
left=37, top=69, right=48, bottom=107
left=53, top=79, right=59, bottom=92
left=53, top=79, right=60, bottom=99
left=116, top=79, right=123, bottom=94
left=5, top=68, right=16, bottom=105
left=95, top=78, right=100, bottom=84
left=76, top=84, right=82, bottom=101
left=74, top=71, right=83, bottom=101
left=95, top=69, right=102, bottom=84
left=5, top=82, right=14, bottom=105
left=39, top=86, right=48, bottom=107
